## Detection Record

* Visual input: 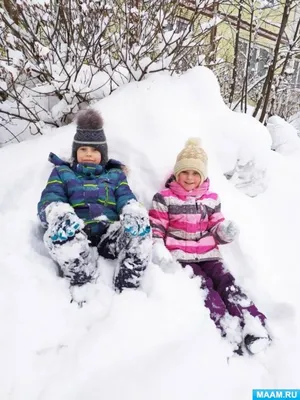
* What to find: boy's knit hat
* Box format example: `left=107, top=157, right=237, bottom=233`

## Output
left=174, top=138, right=208, bottom=183
left=72, top=109, right=108, bottom=164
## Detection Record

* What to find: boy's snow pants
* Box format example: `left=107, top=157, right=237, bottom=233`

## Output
left=44, top=221, right=151, bottom=291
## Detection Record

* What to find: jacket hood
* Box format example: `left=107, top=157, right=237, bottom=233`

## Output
left=48, top=152, right=70, bottom=167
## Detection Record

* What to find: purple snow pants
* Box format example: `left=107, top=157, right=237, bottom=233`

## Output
left=181, top=260, right=266, bottom=334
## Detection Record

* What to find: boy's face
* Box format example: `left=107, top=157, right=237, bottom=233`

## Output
left=177, top=170, right=201, bottom=191
left=77, top=146, right=101, bottom=164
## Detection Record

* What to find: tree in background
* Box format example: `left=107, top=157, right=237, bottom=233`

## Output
left=210, top=0, right=300, bottom=123
left=0, top=0, right=220, bottom=145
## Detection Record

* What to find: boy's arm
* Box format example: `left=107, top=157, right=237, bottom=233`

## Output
left=115, top=171, right=137, bottom=214
left=149, top=193, right=169, bottom=240
left=37, top=167, right=69, bottom=226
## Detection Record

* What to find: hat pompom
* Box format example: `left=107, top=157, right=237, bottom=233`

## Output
left=185, top=137, right=202, bottom=147
left=76, top=109, right=103, bottom=130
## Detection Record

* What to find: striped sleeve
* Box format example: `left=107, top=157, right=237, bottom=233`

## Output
left=207, top=195, right=227, bottom=244
left=115, top=171, right=136, bottom=214
left=37, top=167, right=68, bottom=225
left=149, top=192, right=169, bottom=239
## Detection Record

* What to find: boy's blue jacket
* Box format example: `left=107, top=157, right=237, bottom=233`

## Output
left=38, top=153, right=136, bottom=235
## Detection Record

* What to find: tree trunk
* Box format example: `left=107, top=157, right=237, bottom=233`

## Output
left=229, top=0, right=243, bottom=107
left=3, top=0, right=19, bottom=24
left=269, top=16, right=300, bottom=117
left=242, top=0, right=255, bottom=113
left=207, top=1, right=220, bottom=64
left=252, top=0, right=291, bottom=123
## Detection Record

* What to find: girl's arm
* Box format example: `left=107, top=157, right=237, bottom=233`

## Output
left=207, top=195, right=228, bottom=244
left=207, top=195, right=237, bottom=244
left=149, top=193, right=169, bottom=240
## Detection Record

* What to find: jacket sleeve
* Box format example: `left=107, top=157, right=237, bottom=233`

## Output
left=149, top=192, right=169, bottom=240
left=115, top=171, right=137, bottom=215
left=207, top=194, right=229, bottom=244
left=37, top=167, right=69, bottom=226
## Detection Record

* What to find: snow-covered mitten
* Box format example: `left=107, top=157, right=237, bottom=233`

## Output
left=120, top=200, right=151, bottom=237
left=152, top=239, right=173, bottom=265
left=46, top=202, right=85, bottom=244
left=216, top=220, right=239, bottom=243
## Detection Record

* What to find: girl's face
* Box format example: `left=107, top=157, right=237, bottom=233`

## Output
left=177, top=170, right=201, bottom=191
left=77, top=146, right=101, bottom=164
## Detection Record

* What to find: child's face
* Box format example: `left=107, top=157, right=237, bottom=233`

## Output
left=77, top=146, right=101, bottom=164
left=177, top=170, right=201, bottom=191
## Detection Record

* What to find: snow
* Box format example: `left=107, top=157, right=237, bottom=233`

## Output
left=0, top=79, right=7, bottom=91
left=267, top=115, right=300, bottom=156
left=1, top=66, right=300, bottom=399
left=289, top=112, right=300, bottom=136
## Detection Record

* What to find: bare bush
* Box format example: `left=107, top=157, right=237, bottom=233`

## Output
left=0, top=0, right=219, bottom=145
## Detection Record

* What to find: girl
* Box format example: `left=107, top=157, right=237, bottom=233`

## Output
left=38, top=109, right=151, bottom=299
left=149, top=138, right=271, bottom=355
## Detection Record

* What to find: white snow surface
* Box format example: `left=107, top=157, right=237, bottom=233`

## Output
left=0, top=66, right=299, bottom=399
left=267, top=115, right=300, bottom=156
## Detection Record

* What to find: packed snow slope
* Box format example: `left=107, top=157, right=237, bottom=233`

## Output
left=0, top=67, right=299, bottom=400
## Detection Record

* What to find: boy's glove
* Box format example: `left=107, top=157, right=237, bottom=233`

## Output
left=120, top=200, right=151, bottom=237
left=217, top=220, right=239, bottom=243
left=152, top=239, right=173, bottom=265
left=45, top=202, right=85, bottom=244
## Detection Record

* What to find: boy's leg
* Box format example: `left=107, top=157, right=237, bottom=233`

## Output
left=201, top=260, right=266, bottom=324
left=98, top=222, right=152, bottom=292
left=97, top=222, right=120, bottom=260
left=44, top=229, right=97, bottom=286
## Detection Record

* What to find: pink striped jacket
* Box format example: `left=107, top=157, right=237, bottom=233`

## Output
left=149, top=178, right=230, bottom=262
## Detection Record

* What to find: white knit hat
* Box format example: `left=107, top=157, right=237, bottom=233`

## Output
left=174, top=138, right=208, bottom=183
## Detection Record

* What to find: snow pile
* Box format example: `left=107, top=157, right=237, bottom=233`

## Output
left=289, top=112, right=300, bottom=137
left=96, top=66, right=272, bottom=199
left=267, top=115, right=300, bottom=156
left=0, top=66, right=299, bottom=400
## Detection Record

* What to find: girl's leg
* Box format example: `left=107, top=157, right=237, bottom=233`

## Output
left=201, top=260, right=266, bottom=324
left=201, top=260, right=271, bottom=354
left=98, top=222, right=152, bottom=292
left=181, top=262, right=227, bottom=334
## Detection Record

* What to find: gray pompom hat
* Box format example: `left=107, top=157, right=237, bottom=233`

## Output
left=72, top=109, right=108, bottom=165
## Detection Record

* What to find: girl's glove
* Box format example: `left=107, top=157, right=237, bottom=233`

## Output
left=152, top=239, right=173, bottom=265
left=120, top=200, right=151, bottom=237
left=217, top=220, right=239, bottom=243
left=45, top=202, right=85, bottom=244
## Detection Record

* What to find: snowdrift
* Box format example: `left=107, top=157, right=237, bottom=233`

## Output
left=0, top=67, right=299, bottom=400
